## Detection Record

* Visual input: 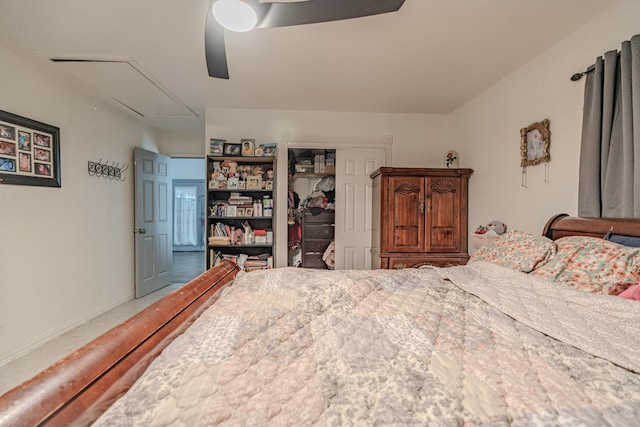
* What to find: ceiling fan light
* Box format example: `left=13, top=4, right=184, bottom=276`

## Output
left=212, top=0, right=258, bottom=32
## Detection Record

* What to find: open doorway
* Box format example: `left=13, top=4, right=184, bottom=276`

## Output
left=171, top=158, right=206, bottom=283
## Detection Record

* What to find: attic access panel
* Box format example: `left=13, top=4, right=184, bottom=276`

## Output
left=49, top=58, right=196, bottom=118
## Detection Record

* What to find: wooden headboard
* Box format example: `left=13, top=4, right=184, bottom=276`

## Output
left=0, top=260, right=240, bottom=427
left=543, top=213, right=640, bottom=240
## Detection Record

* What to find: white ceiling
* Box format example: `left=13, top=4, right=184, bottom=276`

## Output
left=0, top=0, right=621, bottom=135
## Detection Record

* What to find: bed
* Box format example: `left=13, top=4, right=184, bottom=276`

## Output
left=1, top=214, right=640, bottom=425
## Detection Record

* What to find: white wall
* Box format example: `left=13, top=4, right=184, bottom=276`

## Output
left=160, top=130, right=204, bottom=157
left=172, top=158, right=206, bottom=181
left=0, top=47, right=162, bottom=365
left=451, top=0, right=640, bottom=237
left=205, top=108, right=451, bottom=168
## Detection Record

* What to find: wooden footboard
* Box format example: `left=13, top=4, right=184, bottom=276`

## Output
left=0, top=260, right=240, bottom=426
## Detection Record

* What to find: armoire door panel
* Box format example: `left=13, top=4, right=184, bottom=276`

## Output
left=389, top=176, right=423, bottom=252
left=427, top=177, right=460, bottom=252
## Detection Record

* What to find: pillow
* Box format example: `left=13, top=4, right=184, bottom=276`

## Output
left=604, top=230, right=640, bottom=247
left=531, top=236, right=640, bottom=295
left=469, top=230, right=556, bottom=273
left=619, top=284, right=640, bottom=300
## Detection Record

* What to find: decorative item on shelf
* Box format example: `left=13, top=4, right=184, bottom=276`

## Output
left=258, top=143, right=277, bottom=157
left=210, top=138, right=225, bottom=156
left=223, top=142, right=241, bottom=156
left=247, top=175, right=262, bottom=189
left=445, top=150, right=459, bottom=169
left=241, top=139, right=255, bottom=156
left=227, top=176, right=239, bottom=189
left=88, top=159, right=129, bottom=182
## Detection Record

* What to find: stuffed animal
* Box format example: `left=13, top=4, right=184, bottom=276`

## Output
left=486, top=221, right=507, bottom=235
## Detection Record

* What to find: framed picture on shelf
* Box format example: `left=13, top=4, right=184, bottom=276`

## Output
left=223, top=143, right=241, bottom=156
left=0, top=109, right=61, bottom=187
left=210, top=138, right=225, bottom=156
left=241, top=139, right=255, bottom=156
left=226, top=205, right=237, bottom=217
left=238, top=180, right=246, bottom=189
left=236, top=207, right=245, bottom=217
left=259, top=143, right=277, bottom=157
left=227, top=176, right=239, bottom=189
left=245, top=207, right=253, bottom=217
left=247, top=175, right=262, bottom=189
left=265, top=180, right=273, bottom=190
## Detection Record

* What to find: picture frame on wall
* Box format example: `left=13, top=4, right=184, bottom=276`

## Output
left=520, top=119, right=550, bottom=167
left=0, top=110, right=61, bottom=187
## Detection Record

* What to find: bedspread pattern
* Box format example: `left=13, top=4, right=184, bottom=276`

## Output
left=95, top=265, right=640, bottom=426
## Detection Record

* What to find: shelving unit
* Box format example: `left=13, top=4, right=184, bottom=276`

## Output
left=206, top=156, right=276, bottom=271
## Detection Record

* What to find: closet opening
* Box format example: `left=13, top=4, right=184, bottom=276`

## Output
left=287, top=148, right=336, bottom=269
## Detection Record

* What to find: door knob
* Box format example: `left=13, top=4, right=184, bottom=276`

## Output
left=133, top=228, right=146, bottom=234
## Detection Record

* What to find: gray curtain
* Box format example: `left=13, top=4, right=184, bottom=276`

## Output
left=578, top=34, right=640, bottom=218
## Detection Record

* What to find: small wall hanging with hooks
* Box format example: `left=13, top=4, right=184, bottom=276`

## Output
left=88, top=159, right=129, bottom=181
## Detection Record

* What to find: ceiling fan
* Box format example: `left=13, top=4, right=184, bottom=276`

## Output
left=205, top=0, right=406, bottom=79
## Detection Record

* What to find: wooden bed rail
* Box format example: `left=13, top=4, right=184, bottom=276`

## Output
left=0, top=260, right=240, bottom=426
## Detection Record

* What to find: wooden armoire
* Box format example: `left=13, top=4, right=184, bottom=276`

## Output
left=370, top=167, right=473, bottom=269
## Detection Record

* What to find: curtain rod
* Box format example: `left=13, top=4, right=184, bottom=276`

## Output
left=570, top=64, right=596, bottom=81
left=572, top=34, right=637, bottom=80
left=571, top=49, right=623, bottom=81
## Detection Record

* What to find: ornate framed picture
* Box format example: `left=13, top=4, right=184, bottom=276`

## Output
left=520, top=119, right=550, bottom=167
left=0, top=110, right=61, bottom=187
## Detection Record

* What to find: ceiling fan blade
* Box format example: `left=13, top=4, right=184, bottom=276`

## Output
left=205, top=6, right=229, bottom=79
left=257, top=0, right=405, bottom=28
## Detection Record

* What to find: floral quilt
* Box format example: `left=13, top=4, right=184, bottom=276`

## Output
left=94, top=263, right=640, bottom=426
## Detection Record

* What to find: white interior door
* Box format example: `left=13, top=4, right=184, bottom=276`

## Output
left=134, top=148, right=172, bottom=298
left=334, top=148, right=386, bottom=270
